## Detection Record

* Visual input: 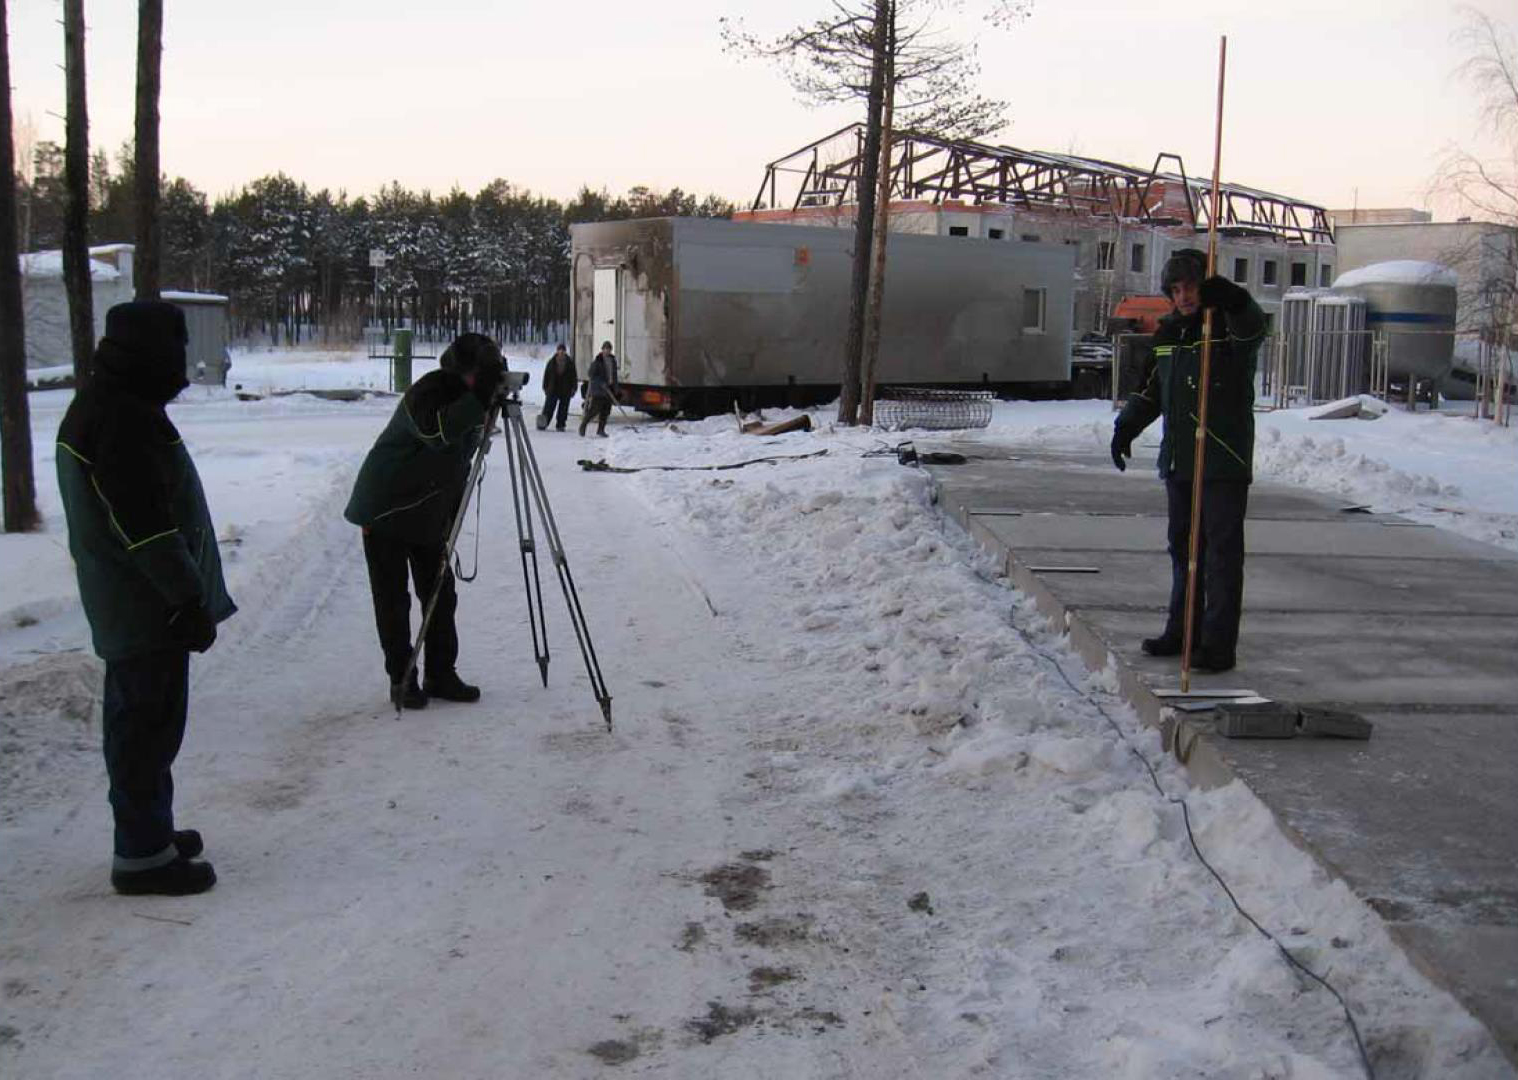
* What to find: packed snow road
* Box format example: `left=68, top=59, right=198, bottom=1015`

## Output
left=0, top=372, right=1509, bottom=1078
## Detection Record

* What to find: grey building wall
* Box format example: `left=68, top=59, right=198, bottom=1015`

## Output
left=744, top=203, right=1334, bottom=335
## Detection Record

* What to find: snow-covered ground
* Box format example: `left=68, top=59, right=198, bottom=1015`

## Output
left=1, top=347, right=1513, bottom=1077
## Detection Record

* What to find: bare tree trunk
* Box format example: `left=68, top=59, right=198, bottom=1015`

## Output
left=839, top=0, right=889, bottom=426
left=134, top=0, right=162, bottom=299
left=859, top=11, right=896, bottom=428
left=63, top=0, right=94, bottom=386
left=0, top=2, right=40, bottom=532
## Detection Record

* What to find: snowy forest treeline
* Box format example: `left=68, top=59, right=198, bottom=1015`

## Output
left=18, top=141, right=734, bottom=344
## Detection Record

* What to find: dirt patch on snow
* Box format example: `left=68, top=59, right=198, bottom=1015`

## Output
left=700, top=862, right=770, bottom=912
left=748, top=965, right=798, bottom=992
left=586, top=1026, right=663, bottom=1066
left=686, top=1001, right=758, bottom=1044
left=735, top=914, right=814, bottom=947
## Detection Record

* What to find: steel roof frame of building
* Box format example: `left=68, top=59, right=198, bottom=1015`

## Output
left=752, top=124, right=1334, bottom=246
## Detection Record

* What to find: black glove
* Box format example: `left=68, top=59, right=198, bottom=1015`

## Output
left=168, top=601, right=217, bottom=653
left=472, top=360, right=504, bottom=408
left=1111, top=424, right=1134, bottom=472
left=1199, top=275, right=1247, bottom=313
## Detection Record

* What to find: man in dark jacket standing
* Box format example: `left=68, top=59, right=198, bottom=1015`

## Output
left=579, top=340, right=618, bottom=437
left=1111, top=249, right=1265, bottom=673
left=56, top=302, right=236, bottom=896
left=345, top=333, right=504, bottom=709
left=537, top=343, right=576, bottom=432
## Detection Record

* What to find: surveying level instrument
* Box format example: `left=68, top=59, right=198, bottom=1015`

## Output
left=397, top=370, right=613, bottom=729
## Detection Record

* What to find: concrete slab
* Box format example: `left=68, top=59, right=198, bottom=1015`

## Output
left=994, top=546, right=1518, bottom=617
left=948, top=447, right=1358, bottom=521
left=974, top=512, right=1518, bottom=562
left=927, top=449, right=1518, bottom=1066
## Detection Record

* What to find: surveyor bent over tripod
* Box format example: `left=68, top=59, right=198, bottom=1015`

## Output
left=56, top=302, right=236, bottom=896
left=345, top=333, right=505, bottom=709
left=1110, top=249, right=1264, bottom=673
left=579, top=341, right=618, bottom=437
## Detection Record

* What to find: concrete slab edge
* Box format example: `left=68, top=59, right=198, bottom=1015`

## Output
left=931, top=477, right=1518, bottom=1068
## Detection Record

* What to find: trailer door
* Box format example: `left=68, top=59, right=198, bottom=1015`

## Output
left=593, top=267, right=621, bottom=359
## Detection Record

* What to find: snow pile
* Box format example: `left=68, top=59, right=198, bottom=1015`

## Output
left=0, top=652, right=103, bottom=824
left=19, top=250, right=120, bottom=281
left=1332, top=260, right=1458, bottom=289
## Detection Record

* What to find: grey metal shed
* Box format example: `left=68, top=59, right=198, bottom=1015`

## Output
left=164, top=291, right=231, bottom=385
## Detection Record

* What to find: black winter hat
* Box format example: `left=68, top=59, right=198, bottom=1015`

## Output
left=439, top=333, right=504, bottom=378
left=94, top=301, right=190, bottom=404
left=1161, top=248, right=1208, bottom=295
left=103, top=301, right=188, bottom=361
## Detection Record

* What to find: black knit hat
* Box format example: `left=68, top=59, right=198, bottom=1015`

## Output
left=1161, top=248, right=1208, bottom=295
left=439, top=333, right=503, bottom=377
left=93, top=301, right=190, bottom=404
left=104, top=301, right=188, bottom=359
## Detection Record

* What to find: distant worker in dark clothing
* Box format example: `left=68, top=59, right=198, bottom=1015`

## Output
left=537, top=343, right=577, bottom=432
left=345, top=333, right=504, bottom=709
left=1110, top=248, right=1265, bottom=673
left=56, top=301, right=237, bottom=896
left=579, top=340, right=618, bottom=437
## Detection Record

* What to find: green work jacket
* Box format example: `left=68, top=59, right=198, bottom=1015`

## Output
left=344, top=369, right=485, bottom=546
left=1117, top=286, right=1265, bottom=483
left=56, top=388, right=236, bottom=661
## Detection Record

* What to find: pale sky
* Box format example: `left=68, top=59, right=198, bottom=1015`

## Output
left=8, top=0, right=1511, bottom=219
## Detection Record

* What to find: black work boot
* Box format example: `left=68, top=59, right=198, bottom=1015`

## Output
left=423, top=671, right=481, bottom=703
left=112, top=855, right=217, bottom=896
left=1141, top=633, right=1183, bottom=657
left=391, top=673, right=428, bottom=710
left=1193, top=646, right=1236, bottom=673
left=174, top=829, right=204, bottom=859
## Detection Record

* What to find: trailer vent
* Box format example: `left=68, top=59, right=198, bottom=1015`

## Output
left=873, top=387, right=994, bottom=431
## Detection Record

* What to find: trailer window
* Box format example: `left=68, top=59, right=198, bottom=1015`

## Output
left=1097, top=241, right=1115, bottom=270
left=1319, top=263, right=1333, bottom=286
left=1022, top=288, right=1047, bottom=333
left=1232, top=257, right=1248, bottom=283
left=1290, top=261, right=1308, bottom=287
left=988, top=228, right=1005, bottom=240
left=1262, top=259, right=1278, bottom=286
left=1130, top=243, right=1146, bottom=273
left=1021, top=233, right=1041, bottom=243
left=949, top=225, right=969, bottom=237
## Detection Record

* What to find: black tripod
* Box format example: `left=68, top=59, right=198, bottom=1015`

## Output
left=396, top=381, right=613, bottom=729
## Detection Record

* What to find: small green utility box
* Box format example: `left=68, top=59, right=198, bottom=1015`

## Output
left=391, top=328, right=414, bottom=391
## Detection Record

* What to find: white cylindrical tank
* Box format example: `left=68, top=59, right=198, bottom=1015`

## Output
left=1331, top=261, right=1456, bottom=385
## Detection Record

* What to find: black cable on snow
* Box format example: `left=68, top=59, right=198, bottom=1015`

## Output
left=1002, top=610, right=1376, bottom=1080
left=578, top=450, right=828, bottom=473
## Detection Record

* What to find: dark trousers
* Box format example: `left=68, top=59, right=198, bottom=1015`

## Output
left=580, top=397, right=612, bottom=435
left=539, top=391, right=571, bottom=431
left=362, top=530, right=458, bottom=683
left=103, top=649, right=190, bottom=864
left=1164, top=478, right=1249, bottom=657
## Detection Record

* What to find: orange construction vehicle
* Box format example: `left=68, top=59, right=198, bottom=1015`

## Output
left=1107, top=295, right=1174, bottom=401
left=1108, top=294, right=1173, bottom=335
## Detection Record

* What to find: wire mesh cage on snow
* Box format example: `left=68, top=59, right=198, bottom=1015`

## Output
left=872, top=387, right=995, bottom=431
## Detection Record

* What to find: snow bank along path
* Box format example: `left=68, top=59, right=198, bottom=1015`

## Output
left=0, top=362, right=1510, bottom=1077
